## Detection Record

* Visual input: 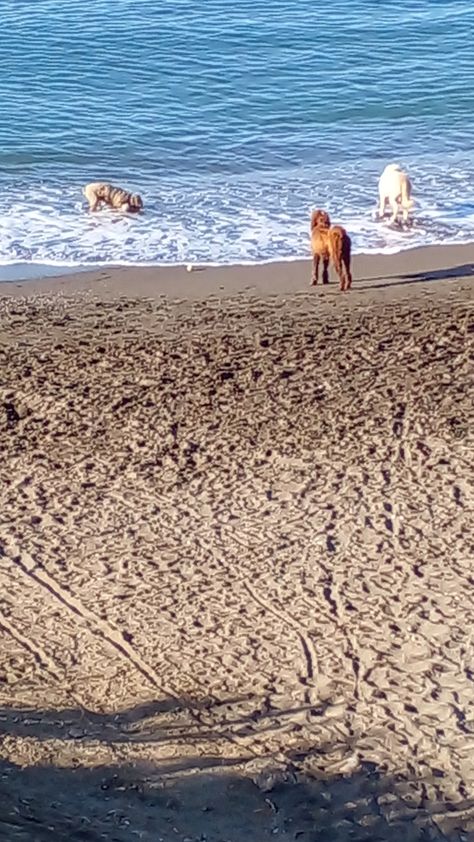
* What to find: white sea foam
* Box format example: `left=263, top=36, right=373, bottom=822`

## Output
left=1, top=162, right=474, bottom=274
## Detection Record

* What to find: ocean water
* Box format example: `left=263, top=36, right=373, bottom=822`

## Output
left=1, top=0, right=474, bottom=273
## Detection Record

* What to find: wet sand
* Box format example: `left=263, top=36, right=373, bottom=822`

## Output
left=0, top=247, right=473, bottom=841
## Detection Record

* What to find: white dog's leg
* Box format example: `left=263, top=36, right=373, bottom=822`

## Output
left=378, top=193, right=387, bottom=219
left=389, top=200, right=399, bottom=225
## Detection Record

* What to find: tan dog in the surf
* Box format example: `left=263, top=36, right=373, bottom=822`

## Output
left=83, top=182, right=143, bottom=213
left=377, top=164, right=413, bottom=224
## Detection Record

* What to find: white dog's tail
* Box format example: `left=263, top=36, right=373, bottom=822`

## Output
left=400, top=176, right=414, bottom=211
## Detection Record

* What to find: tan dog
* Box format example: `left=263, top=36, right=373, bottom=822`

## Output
left=377, top=164, right=413, bottom=224
left=83, top=182, right=143, bottom=213
left=310, top=209, right=352, bottom=291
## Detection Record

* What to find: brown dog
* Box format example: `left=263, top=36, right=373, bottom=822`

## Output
left=310, top=209, right=352, bottom=291
left=83, top=182, right=143, bottom=213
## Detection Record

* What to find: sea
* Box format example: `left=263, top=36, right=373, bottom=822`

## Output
left=1, top=0, right=474, bottom=277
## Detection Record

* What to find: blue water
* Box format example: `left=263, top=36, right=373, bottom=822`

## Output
left=1, top=0, right=474, bottom=270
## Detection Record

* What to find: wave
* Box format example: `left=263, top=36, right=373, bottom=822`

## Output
left=1, top=160, right=474, bottom=272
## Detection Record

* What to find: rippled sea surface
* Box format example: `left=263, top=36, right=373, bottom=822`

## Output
left=1, top=0, right=474, bottom=271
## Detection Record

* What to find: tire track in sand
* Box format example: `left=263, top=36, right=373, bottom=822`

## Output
left=243, top=580, right=319, bottom=692
left=0, top=609, right=64, bottom=683
left=2, top=546, right=180, bottom=700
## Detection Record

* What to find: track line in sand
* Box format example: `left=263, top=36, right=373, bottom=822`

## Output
left=0, top=609, right=64, bottom=683
left=3, top=547, right=180, bottom=701
left=243, top=579, right=319, bottom=688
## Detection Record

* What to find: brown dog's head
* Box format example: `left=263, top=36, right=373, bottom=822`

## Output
left=310, top=209, right=331, bottom=231
left=129, top=193, right=144, bottom=211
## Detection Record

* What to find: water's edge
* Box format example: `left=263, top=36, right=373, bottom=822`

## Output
left=2, top=239, right=474, bottom=285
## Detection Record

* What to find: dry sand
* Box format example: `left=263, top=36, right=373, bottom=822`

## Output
left=0, top=246, right=473, bottom=841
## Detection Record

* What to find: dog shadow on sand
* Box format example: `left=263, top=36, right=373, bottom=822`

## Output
left=357, top=262, right=474, bottom=291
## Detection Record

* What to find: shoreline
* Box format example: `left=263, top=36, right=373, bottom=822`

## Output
left=0, top=240, right=474, bottom=300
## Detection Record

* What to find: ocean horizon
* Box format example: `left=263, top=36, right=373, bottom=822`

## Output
left=1, top=0, right=474, bottom=274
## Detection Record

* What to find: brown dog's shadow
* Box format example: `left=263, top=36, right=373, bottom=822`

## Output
left=356, top=262, right=474, bottom=290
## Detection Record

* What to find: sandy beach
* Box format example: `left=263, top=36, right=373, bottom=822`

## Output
left=0, top=246, right=473, bottom=841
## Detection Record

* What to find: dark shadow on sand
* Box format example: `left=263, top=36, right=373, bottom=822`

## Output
left=357, top=262, right=474, bottom=291
left=0, top=697, right=323, bottom=749
left=0, top=701, right=472, bottom=841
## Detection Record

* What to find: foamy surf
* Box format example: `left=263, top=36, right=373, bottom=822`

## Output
left=1, top=160, right=474, bottom=275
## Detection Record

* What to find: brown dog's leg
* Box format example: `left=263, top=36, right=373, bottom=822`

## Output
left=322, top=258, right=329, bottom=284
left=333, top=258, right=345, bottom=291
left=343, top=238, right=352, bottom=291
left=344, top=261, right=352, bottom=291
left=336, top=257, right=349, bottom=291
left=311, top=255, right=320, bottom=285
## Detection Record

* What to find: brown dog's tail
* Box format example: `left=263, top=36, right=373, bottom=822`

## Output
left=329, top=226, right=352, bottom=290
left=327, top=225, right=343, bottom=256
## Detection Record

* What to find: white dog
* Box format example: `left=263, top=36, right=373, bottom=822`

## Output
left=377, top=164, right=413, bottom=224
